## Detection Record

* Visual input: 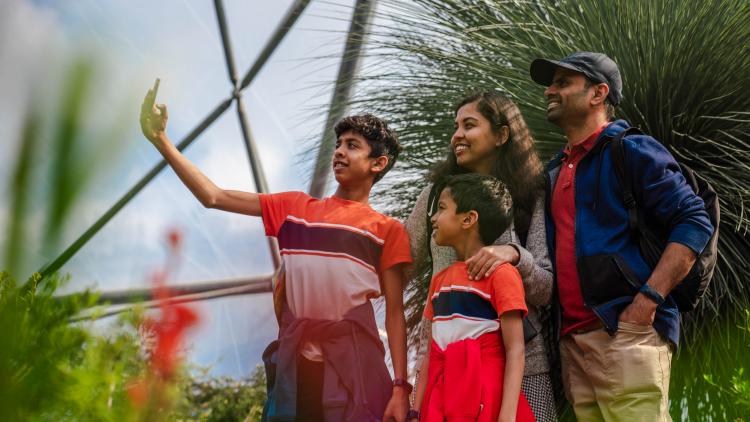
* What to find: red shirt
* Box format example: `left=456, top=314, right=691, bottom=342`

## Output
left=423, top=262, right=527, bottom=351
left=420, top=265, right=534, bottom=422
left=551, top=125, right=606, bottom=335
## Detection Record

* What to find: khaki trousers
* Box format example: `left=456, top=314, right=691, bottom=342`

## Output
left=560, top=322, right=673, bottom=421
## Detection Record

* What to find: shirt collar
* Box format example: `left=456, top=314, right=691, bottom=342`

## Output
left=564, top=123, right=608, bottom=156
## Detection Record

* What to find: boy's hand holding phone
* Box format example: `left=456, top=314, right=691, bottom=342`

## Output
left=140, top=78, right=169, bottom=148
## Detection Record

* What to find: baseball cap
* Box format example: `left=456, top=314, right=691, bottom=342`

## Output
left=530, top=51, right=623, bottom=105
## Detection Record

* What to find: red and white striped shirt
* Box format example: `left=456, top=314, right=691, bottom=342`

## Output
left=423, top=262, right=527, bottom=351
left=259, top=191, right=412, bottom=360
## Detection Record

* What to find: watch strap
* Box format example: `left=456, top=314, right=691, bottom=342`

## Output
left=393, top=378, right=413, bottom=394
left=639, top=283, right=665, bottom=306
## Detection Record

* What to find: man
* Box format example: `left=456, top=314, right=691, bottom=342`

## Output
left=529, top=52, right=714, bottom=420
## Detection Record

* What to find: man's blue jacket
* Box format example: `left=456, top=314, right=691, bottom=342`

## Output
left=544, top=119, right=714, bottom=346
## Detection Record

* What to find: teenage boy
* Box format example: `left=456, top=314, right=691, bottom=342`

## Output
left=529, top=52, right=714, bottom=420
left=411, top=174, right=535, bottom=422
left=140, top=87, right=412, bottom=421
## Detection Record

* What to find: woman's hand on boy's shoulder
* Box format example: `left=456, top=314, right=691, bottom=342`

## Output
left=465, top=245, right=520, bottom=280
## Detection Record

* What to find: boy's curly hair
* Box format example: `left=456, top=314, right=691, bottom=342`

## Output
left=443, top=173, right=514, bottom=246
left=334, top=114, right=401, bottom=183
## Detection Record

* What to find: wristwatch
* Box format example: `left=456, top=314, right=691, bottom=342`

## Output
left=407, top=409, right=420, bottom=420
left=639, top=282, right=666, bottom=306
left=393, top=378, right=413, bottom=394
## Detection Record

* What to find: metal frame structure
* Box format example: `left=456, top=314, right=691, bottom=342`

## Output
left=47, top=0, right=378, bottom=315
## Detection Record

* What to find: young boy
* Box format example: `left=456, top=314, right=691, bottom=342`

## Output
left=140, top=88, right=412, bottom=421
left=411, top=174, right=535, bottom=422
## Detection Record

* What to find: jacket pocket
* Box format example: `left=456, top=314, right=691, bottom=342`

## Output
left=577, top=254, right=641, bottom=307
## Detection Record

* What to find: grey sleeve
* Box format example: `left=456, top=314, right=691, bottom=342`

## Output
left=507, top=196, right=553, bottom=307
left=405, top=186, right=433, bottom=396
left=404, top=184, right=432, bottom=275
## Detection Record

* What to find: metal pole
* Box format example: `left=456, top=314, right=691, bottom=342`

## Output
left=239, top=0, right=312, bottom=91
left=38, top=98, right=234, bottom=278
left=71, top=274, right=274, bottom=322
left=309, top=0, right=378, bottom=198
left=214, top=0, right=281, bottom=268
left=39, top=1, right=313, bottom=277
left=214, top=0, right=240, bottom=87
left=93, top=274, right=273, bottom=305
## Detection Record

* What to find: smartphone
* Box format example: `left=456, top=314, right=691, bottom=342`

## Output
left=150, top=78, right=161, bottom=108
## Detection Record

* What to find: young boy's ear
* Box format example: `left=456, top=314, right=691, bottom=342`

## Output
left=370, top=155, right=389, bottom=174
left=462, top=210, right=479, bottom=229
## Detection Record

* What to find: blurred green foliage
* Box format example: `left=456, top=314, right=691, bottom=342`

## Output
left=696, top=309, right=750, bottom=418
left=174, top=366, right=267, bottom=422
left=0, top=271, right=147, bottom=421
left=5, top=57, right=129, bottom=280
left=1, top=55, right=267, bottom=420
left=0, top=269, right=268, bottom=421
left=1, top=55, right=147, bottom=421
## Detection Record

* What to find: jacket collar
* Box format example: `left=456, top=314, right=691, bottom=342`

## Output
left=600, top=119, right=630, bottom=139
left=546, top=119, right=633, bottom=173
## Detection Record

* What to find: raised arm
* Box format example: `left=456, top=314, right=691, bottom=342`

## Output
left=139, top=86, right=261, bottom=216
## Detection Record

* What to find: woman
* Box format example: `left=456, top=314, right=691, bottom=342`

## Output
left=405, top=91, right=556, bottom=421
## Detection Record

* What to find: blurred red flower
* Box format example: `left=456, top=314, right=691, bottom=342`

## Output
left=126, top=228, right=200, bottom=416
left=145, top=300, right=199, bottom=379
left=167, top=228, right=182, bottom=251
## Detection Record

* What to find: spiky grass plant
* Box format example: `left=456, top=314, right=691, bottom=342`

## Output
left=349, top=0, right=750, bottom=418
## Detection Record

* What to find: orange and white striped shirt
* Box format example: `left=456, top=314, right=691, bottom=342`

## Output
left=260, top=191, right=412, bottom=360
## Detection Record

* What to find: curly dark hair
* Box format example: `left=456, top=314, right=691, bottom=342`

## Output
left=430, top=91, right=544, bottom=235
left=443, top=174, right=513, bottom=246
left=334, top=114, right=401, bottom=184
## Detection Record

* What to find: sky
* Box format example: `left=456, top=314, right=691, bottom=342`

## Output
left=0, top=0, right=384, bottom=378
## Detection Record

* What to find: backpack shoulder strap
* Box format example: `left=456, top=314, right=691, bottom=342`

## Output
left=425, top=180, right=445, bottom=229
left=609, top=127, right=642, bottom=231
left=423, top=180, right=445, bottom=274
